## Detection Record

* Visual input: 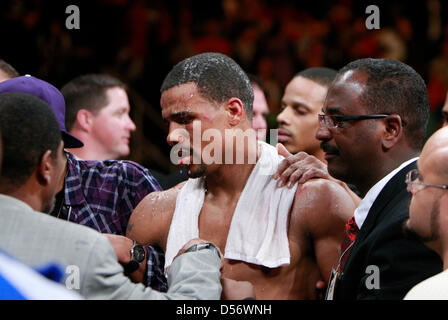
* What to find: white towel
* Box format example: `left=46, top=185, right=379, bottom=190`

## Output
left=164, top=141, right=297, bottom=271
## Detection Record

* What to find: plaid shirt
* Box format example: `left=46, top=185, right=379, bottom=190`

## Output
left=51, top=152, right=168, bottom=291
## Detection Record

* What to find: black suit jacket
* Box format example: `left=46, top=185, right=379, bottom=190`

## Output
left=334, top=161, right=443, bottom=300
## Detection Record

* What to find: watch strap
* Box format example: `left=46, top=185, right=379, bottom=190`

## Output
left=184, top=242, right=221, bottom=259
left=124, top=260, right=140, bottom=276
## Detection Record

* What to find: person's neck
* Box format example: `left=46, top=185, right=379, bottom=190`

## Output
left=204, top=143, right=259, bottom=199
left=67, top=147, right=109, bottom=161
left=440, top=244, right=448, bottom=270
left=312, top=148, right=326, bottom=163
left=67, top=129, right=115, bottom=160
left=355, top=149, right=419, bottom=197
left=205, top=163, right=255, bottom=199
left=437, top=232, right=448, bottom=270
left=1, top=185, right=43, bottom=212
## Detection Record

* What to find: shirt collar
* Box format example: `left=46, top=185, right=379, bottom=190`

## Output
left=354, top=157, right=418, bottom=228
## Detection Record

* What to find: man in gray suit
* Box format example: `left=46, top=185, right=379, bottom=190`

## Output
left=0, top=92, right=223, bottom=299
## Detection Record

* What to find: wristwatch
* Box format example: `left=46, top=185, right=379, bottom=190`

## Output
left=123, top=240, right=146, bottom=275
left=184, top=242, right=221, bottom=259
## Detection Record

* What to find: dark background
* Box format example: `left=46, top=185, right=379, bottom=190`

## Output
left=2, top=0, right=448, bottom=174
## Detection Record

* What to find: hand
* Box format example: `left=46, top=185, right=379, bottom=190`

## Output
left=275, top=143, right=361, bottom=207
left=105, top=234, right=147, bottom=284
left=274, top=143, right=330, bottom=188
left=221, top=278, right=256, bottom=300
left=104, top=234, right=134, bottom=265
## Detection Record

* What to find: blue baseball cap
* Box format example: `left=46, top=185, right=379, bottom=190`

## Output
left=0, top=75, right=84, bottom=148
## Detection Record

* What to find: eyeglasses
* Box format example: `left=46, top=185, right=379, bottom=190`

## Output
left=318, top=114, right=394, bottom=130
left=405, top=169, right=448, bottom=194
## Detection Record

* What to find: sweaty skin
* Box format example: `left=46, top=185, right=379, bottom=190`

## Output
left=127, top=82, right=355, bottom=299
left=127, top=177, right=354, bottom=300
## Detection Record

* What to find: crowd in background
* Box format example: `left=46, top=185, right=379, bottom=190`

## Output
left=2, top=0, right=448, bottom=173
left=2, top=0, right=448, bottom=302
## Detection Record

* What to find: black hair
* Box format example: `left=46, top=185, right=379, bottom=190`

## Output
left=296, top=67, right=337, bottom=88
left=0, top=92, right=61, bottom=188
left=160, top=52, right=254, bottom=118
left=61, top=74, right=127, bottom=131
left=339, top=58, right=429, bottom=150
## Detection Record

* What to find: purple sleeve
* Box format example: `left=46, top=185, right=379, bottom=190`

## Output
left=144, top=245, right=168, bottom=292
left=117, top=161, right=162, bottom=233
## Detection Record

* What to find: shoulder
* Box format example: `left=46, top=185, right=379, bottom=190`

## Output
left=69, top=154, right=162, bottom=191
left=293, top=178, right=354, bottom=216
left=290, top=178, right=355, bottom=233
left=294, top=178, right=343, bottom=197
left=68, top=152, right=145, bottom=177
left=37, top=210, right=105, bottom=243
left=404, top=271, right=448, bottom=300
left=79, top=158, right=150, bottom=178
left=45, top=216, right=117, bottom=273
left=114, top=160, right=162, bottom=190
left=7, top=209, right=110, bottom=268
left=127, top=181, right=186, bottom=246
left=134, top=180, right=185, bottom=214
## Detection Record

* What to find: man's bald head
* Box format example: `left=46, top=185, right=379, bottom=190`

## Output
left=404, top=126, right=448, bottom=248
left=420, top=126, right=448, bottom=180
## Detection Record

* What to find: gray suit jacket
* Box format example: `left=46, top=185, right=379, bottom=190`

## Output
left=0, top=194, right=222, bottom=299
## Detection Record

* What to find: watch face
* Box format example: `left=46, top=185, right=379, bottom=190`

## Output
left=133, top=245, right=146, bottom=263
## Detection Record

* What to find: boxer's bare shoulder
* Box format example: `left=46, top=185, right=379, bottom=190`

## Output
left=126, top=181, right=186, bottom=249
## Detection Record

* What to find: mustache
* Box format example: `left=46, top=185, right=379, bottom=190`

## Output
left=277, top=126, right=292, bottom=135
left=320, top=142, right=339, bottom=155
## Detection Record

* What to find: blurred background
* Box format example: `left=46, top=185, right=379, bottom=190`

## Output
left=1, top=0, right=448, bottom=175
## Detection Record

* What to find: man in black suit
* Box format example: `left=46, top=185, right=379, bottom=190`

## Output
left=316, top=58, right=443, bottom=299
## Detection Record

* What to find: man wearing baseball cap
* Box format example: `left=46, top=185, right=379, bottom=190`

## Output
left=0, top=75, right=84, bottom=148
left=0, top=75, right=168, bottom=291
left=0, top=91, right=223, bottom=300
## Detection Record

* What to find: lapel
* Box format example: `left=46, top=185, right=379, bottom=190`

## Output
left=344, top=160, right=417, bottom=269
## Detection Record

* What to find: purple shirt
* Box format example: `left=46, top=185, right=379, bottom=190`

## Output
left=50, top=152, right=167, bottom=291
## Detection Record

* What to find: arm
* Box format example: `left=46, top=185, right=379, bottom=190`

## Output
left=124, top=185, right=182, bottom=290
left=292, top=179, right=356, bottom=284
left=126, top=183, right=183, bottom=250
left=82, top=234, right=222, bottom=300
left=104, top=234, right=148, bottom=284
left=111, top=162, right=168, bottom=289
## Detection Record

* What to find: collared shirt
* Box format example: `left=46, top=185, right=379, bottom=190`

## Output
left=354, top=157, right=418, bottom=229
left=50, top=152, right=168, bottom=291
